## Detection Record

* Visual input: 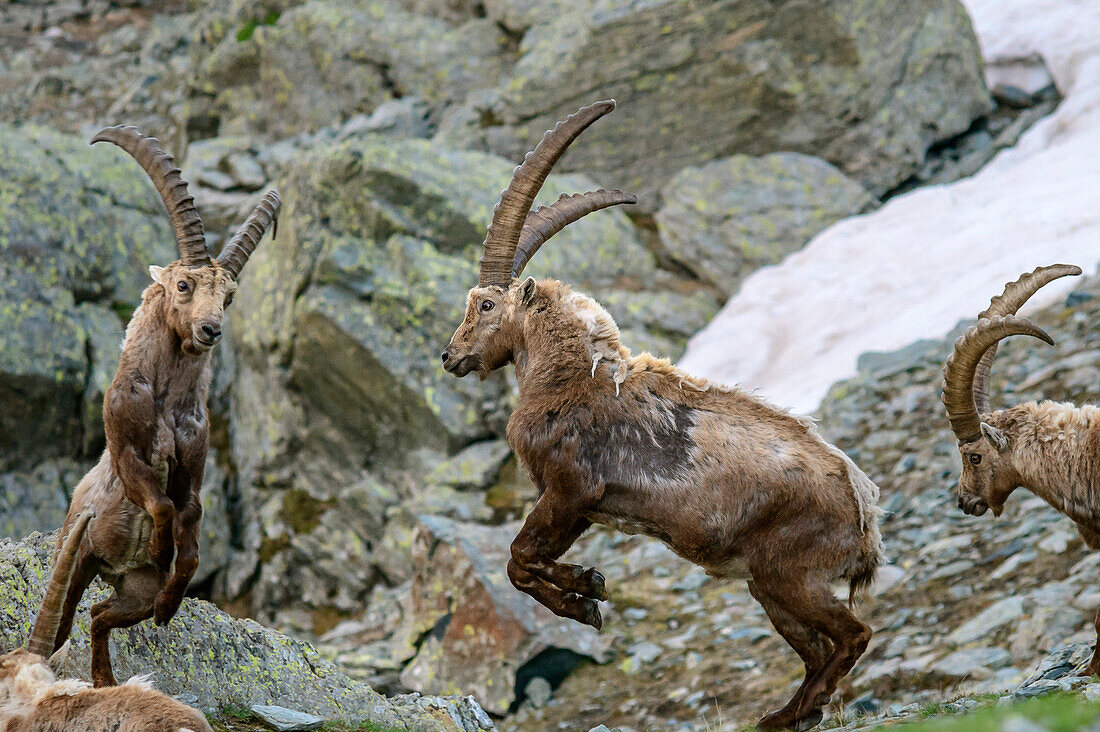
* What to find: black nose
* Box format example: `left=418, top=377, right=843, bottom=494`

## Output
left=201, top=324, right=221, bottom=340
left=441, top=351, right=450, bottom=364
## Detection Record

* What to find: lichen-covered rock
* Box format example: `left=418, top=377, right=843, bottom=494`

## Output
left=397, top=515, right=608, bottom=715
left=0, top=124, right=174, bottom=472
left=656, top=153, right=876, bottom=298
left=0, top=531, right=493, bottom=731
left=439, top=0, right=991, bottom=206
left=194, top=0, right=513, bottom=139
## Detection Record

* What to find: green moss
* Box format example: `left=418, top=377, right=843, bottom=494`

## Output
left=236, top=12, right=281, bottom=42
left=900, top=693, right=1100, bottom=731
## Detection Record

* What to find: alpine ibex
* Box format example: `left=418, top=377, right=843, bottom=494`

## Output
left=2, top=512, right=213, bottom=731
left=441, top=101, right=884, bottom=730
left=38, top=126, right=279, bottom=687
left=941, top=264, right=1100, bottom=672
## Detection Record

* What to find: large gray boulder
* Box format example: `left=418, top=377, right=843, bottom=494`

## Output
left=193, top=0, right=513, bottom=139
left=437, top=0, right=991, bottom=207
left=656, top=153, right=876, bottom=298
left=0, top=531, right=493, bottom=731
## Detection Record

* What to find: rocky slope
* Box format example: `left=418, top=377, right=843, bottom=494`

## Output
left=0, top=0, right=1078, bottom=730
left=0, top=530, right=493, bottom=731
left=491, top=272, right=1100, bottom=731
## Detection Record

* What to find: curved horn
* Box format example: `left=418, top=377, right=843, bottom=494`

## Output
left=479, top=100, right=617, bottom=287
left=217, top=189, right=281, bottom=279
left=91, top=126, right=210, bottom=266
left=512, top=189, right=637, bottom=278
left=27, top=511, right=94, bottom=657
left=972, top=264, right=1081, bottom=413
left=941, top=315, right=1055, bottom=444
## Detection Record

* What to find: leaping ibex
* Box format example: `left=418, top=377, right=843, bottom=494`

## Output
left=34, top=126, right=279, bottom=687
left=441, top=100, right=883, bottom=730
left=941, top=264, right=1100, bottom=673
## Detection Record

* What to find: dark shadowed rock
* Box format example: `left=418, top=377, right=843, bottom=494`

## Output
left=397, top=515, right=608, bottom=714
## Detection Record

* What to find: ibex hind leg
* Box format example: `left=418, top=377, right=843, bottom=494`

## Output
left=748, top=580, right=833, bottom=730
left=1076, top=525, right=1100, bottom=677
left=752, top=573, right=870, bottom=730
left=90, top=569, right=161, bottom=687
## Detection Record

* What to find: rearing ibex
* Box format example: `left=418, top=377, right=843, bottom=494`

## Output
left=36, top=126, right=279, bottom=687
left=441, top=100, right=883, bottom=730
left=941, top=264, right=1100, bottom=674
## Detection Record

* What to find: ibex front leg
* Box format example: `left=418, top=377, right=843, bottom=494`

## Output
left=508, top=472, right=607, bottom=629
left=115, top=446, right=176, bottom=572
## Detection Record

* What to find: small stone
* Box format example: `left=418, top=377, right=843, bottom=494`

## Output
left=872, top=565, right=906, bottom=596
left=949, top=597, right=1026, bottom=644
left=628, top=642, right=663, bottom=665
left=225, top=152, right=266, bottom=191
left=1000, top=714, right=1049, bottom=732
left=1038, top=529, right=1073, bottom=554
left=932, top=647, right=1011, bottom=679
left=587, top=726, right=614, bottom=732
left=524, top=677, right=553, bottom=708
left=1083, top=683, right=1100, bottom=701
left=249, top=704, right=325, bottom=731
left=1014, top=680, right=1060, bottom=699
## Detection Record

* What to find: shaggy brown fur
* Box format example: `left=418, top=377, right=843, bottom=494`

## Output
left=444, top=279, right=883, bottom=730
left=0, top=647, right=211, bottom=732
left=39, top=127, right=279, bottom=687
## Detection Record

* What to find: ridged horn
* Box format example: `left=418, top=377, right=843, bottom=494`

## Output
left=27, top=511, right=94, bottom=657
left=511, top=189, right=637, bottom=278
left=972, top=264, right=1081, bottom=413
left=479, top=100, right=617, bottom=287
left=941, top=315, right=1055, bottom=444
left=217, top=189, right=281, bottom=279
left=91, top=126, right=210, bottom=266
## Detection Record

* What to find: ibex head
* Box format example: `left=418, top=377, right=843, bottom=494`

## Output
left=941, top=264, right=1080, bottom=516
left=91, top=127, right=280, bottom=355
left=441, top=101, right=636, bottom=378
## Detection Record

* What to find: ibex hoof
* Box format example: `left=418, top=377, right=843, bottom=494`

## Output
left=581, top=567, right=608, bottom=601
left=578, top=597, right=603, bottom=630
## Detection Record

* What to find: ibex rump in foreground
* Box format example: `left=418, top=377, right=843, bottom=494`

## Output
left=941, top=264, right=1100, bottom=673
left=40, top=127, right=279, bottom=687
left=441, top=101, right=883, bottom=730
left=2, top=512, right=213, bottom=731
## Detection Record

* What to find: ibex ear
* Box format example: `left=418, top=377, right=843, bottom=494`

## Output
left=46, top=640, right=70, bottom=671
left=520, top=277, right=537, bottom=307
left=980, top=422, right=1008, bottom=452
left=148, top=265, right=166, bottom=284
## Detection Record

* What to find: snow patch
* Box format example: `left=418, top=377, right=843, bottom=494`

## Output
left=680, top=0, right=1100, bottom=415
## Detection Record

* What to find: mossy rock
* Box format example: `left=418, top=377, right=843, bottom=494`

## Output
left=656, top=152, right=876, bottom=298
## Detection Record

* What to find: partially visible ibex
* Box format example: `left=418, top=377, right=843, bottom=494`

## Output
left=2, top=512, right=213, bottom=731
left=38, top=126, right=279, bottom=687
left=941, top=264, right=1100, bottom=673
left=441, top=100, right=883, bottom=730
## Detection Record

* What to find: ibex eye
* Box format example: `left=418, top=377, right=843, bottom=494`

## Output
left=177, top=281, right=189, bottom=293
left=969, top=454, right=981, bottom=465
left=481, top=300, right=494, bottom=312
